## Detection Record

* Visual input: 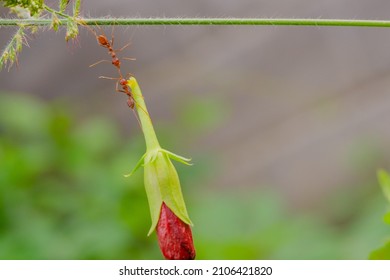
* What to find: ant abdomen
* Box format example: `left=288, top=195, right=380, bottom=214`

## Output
left=127, top=98, right=135, bottom=109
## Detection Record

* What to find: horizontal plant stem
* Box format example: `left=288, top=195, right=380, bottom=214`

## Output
left=3, top=18, right=390, bottom=27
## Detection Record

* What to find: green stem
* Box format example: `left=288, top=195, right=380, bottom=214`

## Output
left=127, top=77, right=160, bottom=151
left=3, top=18, right=390, bottom=27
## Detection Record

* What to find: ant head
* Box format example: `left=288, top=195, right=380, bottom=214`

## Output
left=119, top=78, right=127, bottom=86
left=97, top=35, right=109, bottom=46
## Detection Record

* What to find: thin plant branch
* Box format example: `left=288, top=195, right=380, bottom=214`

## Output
left=2, top=18, right=390, bottom=27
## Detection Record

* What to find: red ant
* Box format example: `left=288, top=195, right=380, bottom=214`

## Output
left=85, top=25, right=149, bottom=123
left=88, top=26, right=134, bottom=75
left=85, top=25, right=136, bottom=105
left=99, top=74, right=137, bottom=108
left=99, top=74, right=151, bottom=127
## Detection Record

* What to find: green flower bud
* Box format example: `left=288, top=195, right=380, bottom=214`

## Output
left=125, top=77, right=193, bottom=236
left=143, top=147, right=192, bottom=235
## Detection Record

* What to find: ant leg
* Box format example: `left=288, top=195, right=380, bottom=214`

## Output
left=114, top=42, right=131, bottom=53
left=132, top=99, right=151, bottom=122
left=89, top=59, right=111, bottom=67
left=115, top=80, right=119, bottom=92
left=124, top=72, right=133, bottom=80
left=130, top=103, right=142, bottom=128
left=99, top=76, right=119, bottom=80
left=115, top=79, right=122, bottom=93
left=115, top=79, right=130, bottom=95
left=122, top=57, right=136, bottom=61
left=96, top=24, right=106, bottom=37
left=82, top=23, right=97, bottom=38
left=110, top=25, right=115, bottom=47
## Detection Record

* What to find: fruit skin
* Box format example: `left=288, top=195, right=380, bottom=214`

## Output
left=156, top=203, right=196, bottom=260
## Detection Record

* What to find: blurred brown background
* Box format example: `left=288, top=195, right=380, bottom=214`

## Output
left=2, top=0, right=390, bottom=210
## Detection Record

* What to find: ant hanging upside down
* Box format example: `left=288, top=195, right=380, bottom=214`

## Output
left=85, top=24, right=152, bottom=126
left=99, top=74, right=135, bottom=109
left=86, top=25, right=139, bottom=110
left=88, top=25, right=135, bottom=74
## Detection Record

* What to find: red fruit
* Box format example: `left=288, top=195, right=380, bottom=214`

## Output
left=156, top=203, right=196, bottom=260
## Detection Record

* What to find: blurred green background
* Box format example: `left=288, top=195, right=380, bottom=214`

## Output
left=0, top=91, right=389, bottom=259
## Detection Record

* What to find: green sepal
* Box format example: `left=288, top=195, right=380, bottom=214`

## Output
left=124, top=153, right=146, bottom=177
left=145, top=148, right=159, bottom=165
left=159, top=150, right=193, bottom=226
left=144, top=157, right=163, bottom=236
left=162, top=149, right=193, bottom=166
left=143, top=149, right=193, bottom=235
